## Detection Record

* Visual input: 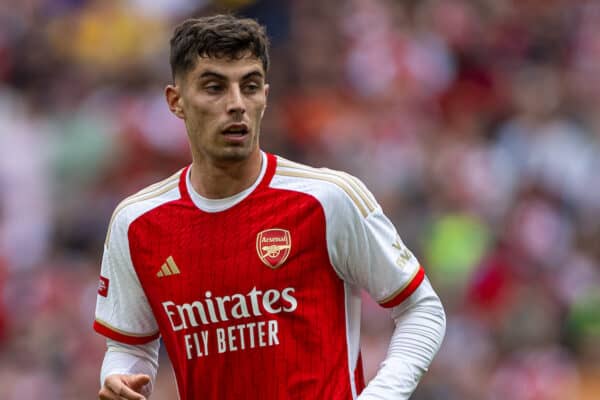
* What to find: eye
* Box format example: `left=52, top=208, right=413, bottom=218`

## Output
left=243, top=82, right=261, bottom=94
left=204, top=84, right=224, bottom=94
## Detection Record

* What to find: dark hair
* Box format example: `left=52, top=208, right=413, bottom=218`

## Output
left=169, top=14, right=270, bottom=80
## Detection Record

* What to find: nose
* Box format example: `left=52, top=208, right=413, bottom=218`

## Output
left=226, top=85, right=246, bottom=116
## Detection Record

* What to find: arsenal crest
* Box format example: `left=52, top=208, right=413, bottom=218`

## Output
left=256, top=229, right=292, bottom=269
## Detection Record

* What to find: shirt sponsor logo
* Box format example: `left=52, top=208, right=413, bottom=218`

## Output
left=98, top=276, right=109, bottom=297
left=162, top=287, right=297, bottom=330
left=162, top=287, right=298, bottom=359
left=256, top=228, right=291, bottom=269
left=393, top=236, right=414, bottom=269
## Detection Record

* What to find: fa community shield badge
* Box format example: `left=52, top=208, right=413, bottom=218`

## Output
left=256, top=229, right=292, bottom=269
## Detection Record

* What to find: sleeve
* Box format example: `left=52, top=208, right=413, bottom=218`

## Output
left=358, top=278, right=446, bottom=399
left=94, top=209, right=160, bottom=344
left=101, top=338, right=160, bottom=397
left=325, top=178, right=425, bottom=306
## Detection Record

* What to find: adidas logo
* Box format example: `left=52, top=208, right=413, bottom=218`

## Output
left=157, top=256, right=181, bottom=277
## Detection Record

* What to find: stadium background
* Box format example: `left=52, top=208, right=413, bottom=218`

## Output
left=1, top=0, right=599, bottom=398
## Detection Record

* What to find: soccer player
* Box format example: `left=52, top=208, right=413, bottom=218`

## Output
left=95, top=14, right=446, bottom=400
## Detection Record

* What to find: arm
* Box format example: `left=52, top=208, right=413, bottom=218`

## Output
left=99, top=339, right=160, bottom=399
left=318, top=172, right=445, bottom=398
left=358, top=278, right=446, bottom=399
left=94, top=206, right=161, bottom=398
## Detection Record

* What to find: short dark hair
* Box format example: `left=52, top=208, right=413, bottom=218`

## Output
left=169, top=14, right=270, bottom=81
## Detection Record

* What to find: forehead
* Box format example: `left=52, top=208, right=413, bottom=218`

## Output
left=185, top=54, right=265, bottom=82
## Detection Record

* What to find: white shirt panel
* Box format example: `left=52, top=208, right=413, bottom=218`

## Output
left=344, top=282, right=363, bottom=399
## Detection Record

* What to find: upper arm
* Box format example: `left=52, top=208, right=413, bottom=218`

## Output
left=94, top=209, right=159, bottom=344
left=324, top=178, right=425, bottom=308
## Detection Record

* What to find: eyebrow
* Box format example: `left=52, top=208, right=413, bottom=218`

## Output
left=198, top=70, right=264, bottom=81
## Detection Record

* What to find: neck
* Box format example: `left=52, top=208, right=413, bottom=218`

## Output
left=189, top=150, right=263, bottom=199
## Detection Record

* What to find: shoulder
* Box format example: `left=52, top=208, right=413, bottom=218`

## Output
left=105, top=168, right=184, bottom=245
left=271, top=155, right=378, bottom=218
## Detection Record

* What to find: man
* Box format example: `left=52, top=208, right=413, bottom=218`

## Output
left=95, top=14, right=445, bottom=400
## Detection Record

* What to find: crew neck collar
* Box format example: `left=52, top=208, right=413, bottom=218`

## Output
left=185, top=151, right=268, bottom=213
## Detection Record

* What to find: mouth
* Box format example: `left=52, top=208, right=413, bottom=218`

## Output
left=222, top=124, right=249, bottom=138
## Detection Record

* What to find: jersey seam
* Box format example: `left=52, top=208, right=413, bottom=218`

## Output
left=95, top=318, right=160, bottom=338
left=379, top=265, right=424, bottom=306
left=276, top=157, right=376, bottom=218
left=105, top=172, right=182, bottom=245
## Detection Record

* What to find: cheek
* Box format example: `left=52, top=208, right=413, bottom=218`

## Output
left=186, top=93, right=221, bottom=115
left=253, top=101, right=267, bottom=119
left=188, top=104, right=220, bottom=127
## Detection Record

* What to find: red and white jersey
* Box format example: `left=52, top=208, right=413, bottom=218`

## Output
left=94, top=152, right=425, bottom=400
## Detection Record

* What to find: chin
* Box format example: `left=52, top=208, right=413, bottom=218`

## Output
left=216, top=147, right=253, bottom=162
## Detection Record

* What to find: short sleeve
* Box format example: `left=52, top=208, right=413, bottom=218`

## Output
left=94, top=209, right=160, bottom=344
left=326, top=181, right=425, bottom=308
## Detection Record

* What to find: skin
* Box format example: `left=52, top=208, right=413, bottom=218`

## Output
left=98, top=54, right=269, bottom=399
left=166, top=53, right=269, bottom=198
left=99, top=374, right=150, bottom=400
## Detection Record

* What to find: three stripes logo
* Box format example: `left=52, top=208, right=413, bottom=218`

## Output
left=157, top=256, right=181, bottom=278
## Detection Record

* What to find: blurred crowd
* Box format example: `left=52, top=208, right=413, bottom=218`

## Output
left=1, top=0, right=599, bottom=398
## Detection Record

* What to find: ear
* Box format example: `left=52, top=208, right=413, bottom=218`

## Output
left=261, top=83, right=270, bottom=117
left=165, top=84, right=185, bottom=119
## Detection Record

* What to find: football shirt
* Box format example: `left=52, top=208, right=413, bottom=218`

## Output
left=94, top=152, right=425, bottom=400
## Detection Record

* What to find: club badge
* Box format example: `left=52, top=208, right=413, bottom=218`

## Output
left=256, top=229, right=292, bottom=269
